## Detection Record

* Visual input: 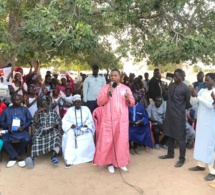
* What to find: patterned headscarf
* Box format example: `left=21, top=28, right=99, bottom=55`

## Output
left=32, top=74, right=39, bottom=80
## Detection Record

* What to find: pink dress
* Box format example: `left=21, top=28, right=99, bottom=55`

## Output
left=93, top=83, right=135, bottom=167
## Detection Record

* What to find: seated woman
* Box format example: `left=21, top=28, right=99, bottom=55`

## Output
left=62, top=94, right=95, bottom=168
left=25, top=98, right=62, bottom=169
left=129, top=93, right=153, bottom=154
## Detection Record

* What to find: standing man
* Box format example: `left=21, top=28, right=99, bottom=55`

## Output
left=192, top=71, right=206, bottom=91
left=142, top=72, right=149, bottom=93
left=148, top=69, right=162, bottom=101
left=83, top=65, right=106, bottom=113
left=93, top=69, right=135, bottom=173
left=189, top=73, right=215, bottom=181
left=159, top=69, right=192, bottom=167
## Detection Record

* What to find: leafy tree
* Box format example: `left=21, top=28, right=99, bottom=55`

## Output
left=0, top=0, right=214, bottom=69
left=0, top=0, right=119, bottom=69
left=97, top=0, right=215, bottom=66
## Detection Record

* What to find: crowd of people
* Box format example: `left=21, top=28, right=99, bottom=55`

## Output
left=0, top=62, right=215, bottom=183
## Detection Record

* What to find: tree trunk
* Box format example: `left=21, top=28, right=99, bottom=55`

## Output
left=0, top=1, right=20, bottom=68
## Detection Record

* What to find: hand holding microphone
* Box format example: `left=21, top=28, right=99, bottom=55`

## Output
left=108, top=86, right=114, bottom=97
left=108, top=82, right=117, bottom=97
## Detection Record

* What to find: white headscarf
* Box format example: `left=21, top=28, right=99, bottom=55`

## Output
left=61, top=75, right=67, bottom=80
left=73, top=94, right=81, bottom=102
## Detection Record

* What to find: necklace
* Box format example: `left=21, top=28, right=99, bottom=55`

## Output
left=74, top=107, right=83, bottom=149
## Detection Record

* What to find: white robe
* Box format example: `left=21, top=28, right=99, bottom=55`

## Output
left=194, top=88, right=215, bottom=164
left=62, top=106, right=95, bottom=165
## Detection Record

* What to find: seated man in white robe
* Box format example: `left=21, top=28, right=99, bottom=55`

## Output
left=62, top=94, right=95, bottom=168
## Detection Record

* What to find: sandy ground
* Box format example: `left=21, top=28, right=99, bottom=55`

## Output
left=0, top=147, right=214, bottom=195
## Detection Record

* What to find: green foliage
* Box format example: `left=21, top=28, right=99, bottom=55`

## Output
left=0, top=0, right=214, bottom=69
left=0, top=0, right=119, bottom=69
left=104, top=0, right=215, bottom=66
left=204, top=69, right=215, bottom=73
left=192, top=65, right=202, bottom=73
left=147, top=63, right=179, bottom=72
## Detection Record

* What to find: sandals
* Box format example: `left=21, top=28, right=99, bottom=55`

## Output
left=65, top=164, right=71, bottom=169
left=204, top=173, right=215, bottom=181
left=6, top=160, right=17, bottom=168
left=51, top=156, right=59, bottom=166
left=25, top=157, right=34, bottom=169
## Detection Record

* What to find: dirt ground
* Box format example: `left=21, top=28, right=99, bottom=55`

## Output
left=0, top=147, right=214, bottom=195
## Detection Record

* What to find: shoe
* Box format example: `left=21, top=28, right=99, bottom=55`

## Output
left=51, top=156, right=59, bottom=166
left=204, top=173, right=215, bottom=181
left=161, top=144, right=168, bottom=149
left=154, top=144, right=160, bottom=149
left=159, top=155, right=174, bottom=159
left=134, top=148, right=140, bottom=155
left=108, top=165, right=115, bottom=173
left=189, top=166, right=205, bottom=171
left=65, top=164, right=71, bottom=169
left=120, top=166, right=128, bottom=171
left=92, top=162, right=97, bottom=166
left=129, top=148, right=135, bottom=155
left=175, top=159, right=185, bottom=167
left=18, top=160, right=26, bottom=168
left=6, top=160, right=17, bottom=168
left=25, top=157, right=34, bottom=169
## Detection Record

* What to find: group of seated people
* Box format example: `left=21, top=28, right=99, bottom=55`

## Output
left=0, top=93, right=95, bottom=169
left=0, top=65, right=207, bottom=170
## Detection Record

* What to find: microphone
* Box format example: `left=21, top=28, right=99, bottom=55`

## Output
left=109, top=82, right=117, bottom=97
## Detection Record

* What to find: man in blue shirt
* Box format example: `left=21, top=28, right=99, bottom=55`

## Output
left=147, top=96, right=168, bottom=149
left=129, top=94, right=153, bottom=154
left=1, top=94, right=32, bottom=168
left=192, top=71, right=206, bottom=91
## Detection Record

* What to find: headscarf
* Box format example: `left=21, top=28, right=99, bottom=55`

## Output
left=14, top=72, right=21, bottom=77
left=14, top=67, right=23, bottom=73
left=61, top=75, right=67, bottom=80
left=13, top=72, right=22, bottom=82
left=32, top=74, right=39, bottom=81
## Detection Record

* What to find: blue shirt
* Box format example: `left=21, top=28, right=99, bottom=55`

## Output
left=147, top=102, right=166, bottom=124
left=192, top=81, right=206, bottom=91
left=0, top=106, right=32, bottom=130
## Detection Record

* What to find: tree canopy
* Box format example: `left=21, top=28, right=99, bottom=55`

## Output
left=0, top=0, right=214, bottom=69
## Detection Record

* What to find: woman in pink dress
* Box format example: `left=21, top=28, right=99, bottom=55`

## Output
left=93, top=69, right=135, bottom=173
left=56, top=75, right=75, bottom=94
